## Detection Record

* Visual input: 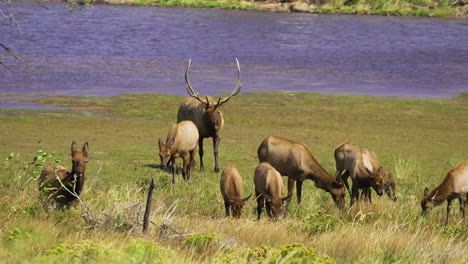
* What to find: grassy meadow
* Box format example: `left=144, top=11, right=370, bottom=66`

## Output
left=0, top=92, right=467, bottom=263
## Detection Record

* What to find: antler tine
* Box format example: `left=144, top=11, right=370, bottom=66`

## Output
left=185, top=59, right=199, bottom=98
left=217, top=58, right=242, bottom=107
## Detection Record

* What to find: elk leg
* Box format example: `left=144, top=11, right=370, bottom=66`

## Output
left=266, top=201, right=272, bottom=218
left=286, top=177, right=295, bottom=209
left=213, top=136, right=221, bottom=173
left=224, top=199, right=230, bottom=217
left=188, top=149, right=195, bottom=181
left=445, top=199, right=452, bottom=226
left=256, top=192, right=264, bottom=220
left=296, top=180, right=303, bottom=204
left=182, top=155, right=190, bottom=181
left=459, top=196, right=466, bottom=221
left=171, top=158, right=176, bottom=184
left=350, top=183, right=359, bottom=207
left=198, top=138, right=204, bottom=171
left=342, top=171, right=351, bottom=196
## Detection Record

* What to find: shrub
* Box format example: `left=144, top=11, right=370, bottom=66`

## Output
left=303, top=209, right=342, bottom=235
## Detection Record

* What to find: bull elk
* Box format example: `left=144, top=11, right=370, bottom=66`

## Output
left=177, top=58, right=241, bottom=173
left=257, top=136, right=346, bottom=210
left=334, top=143, right=396, bottom=206
left=38, top=141, right=89, bottom=208
left=220, top=166, right=252, bottom=218
left=254, top=162, right=292, bottom=220
left=421, top=161, right=468, bottom=225
left=158, top=120, right=199, bottom=184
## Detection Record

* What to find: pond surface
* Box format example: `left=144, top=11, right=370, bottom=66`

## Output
left=1, top=0, right=468, bottom=103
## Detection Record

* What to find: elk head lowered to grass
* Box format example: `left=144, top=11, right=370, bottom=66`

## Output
left=421, top=161, right=468, bottom=225
left=38, top=141, right=89, bottom=208
left=177, top=58, right=241, bottom=173
left=220, top=166, right=252, bottom=218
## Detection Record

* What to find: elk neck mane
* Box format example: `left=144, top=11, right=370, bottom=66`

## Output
left=303, top=148, right=336, bottom=192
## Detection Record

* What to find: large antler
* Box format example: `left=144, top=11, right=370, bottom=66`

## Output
left=217, top=58, right=242, bottom=107
left=185, top=59, right=209, bottom=106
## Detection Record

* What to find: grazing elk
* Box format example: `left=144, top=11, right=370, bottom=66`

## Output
left=177, top=58, right=241, bottom=173
left=421, top=161, right=468, bottom=225
left=257, top=136, right=346, bottom=210
left=38, top=141, right=89, bottom=208
left=334, top=143, right=391, bottom=206
left=254, top=162, right=292, bottom=220
left=220, top=166, right=252, bottom=218
left=360, top=172, right=397, bottom=203
left=158, top=120, right=199, bottom=184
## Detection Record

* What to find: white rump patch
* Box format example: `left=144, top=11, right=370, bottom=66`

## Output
left=362, top=152, right=373, bottom=173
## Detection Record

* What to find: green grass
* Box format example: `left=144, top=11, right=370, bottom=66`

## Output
left=130, top=0, right=256, bottom=10
left=0, top=92, right=467, bottom=263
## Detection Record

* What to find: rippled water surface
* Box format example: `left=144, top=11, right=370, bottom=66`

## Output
left=1, top=1, right=468, bottom=99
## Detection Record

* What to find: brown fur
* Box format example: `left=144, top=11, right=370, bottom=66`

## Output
left=334, top=143, right=395, bottom=206
left=177, top=59, right=241, bottom=173
left=38, top=141, right=89, bottom=208
left=421, top=161, right=468, bottom=225
left=257, top=136, right=346, bottom=209
left=158, top=120, right=199, bottom=184
left=254, top=162, right=292, bottom=220
left=219, top=166, right=252, bottom=218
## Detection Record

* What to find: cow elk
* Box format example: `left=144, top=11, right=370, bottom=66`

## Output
left=254, top=162, right=292, bottom=220
left=38, top=141, right=89, bottom=208
left=158, top=120, right=199, bottom=184
left=334, top=143, right=393, bottom=206
left=257, top=136, right=346, bottom=210
left=421, top=161, right=468, bottom=225
left=177, top=58, right=241, bottom=173
left=220, top=166, right=252, bottom=218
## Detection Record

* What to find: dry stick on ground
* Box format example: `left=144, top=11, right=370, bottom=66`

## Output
left=143, top=176, right=155, bottom=233
left=54, top=173, right=100, bottom=228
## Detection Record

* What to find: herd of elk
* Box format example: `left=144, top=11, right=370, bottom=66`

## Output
left=36, top=58, right=466, bottom=226
left=334, top=143, right=397, bottom=206
left=38, top=141, right=89, bottom=208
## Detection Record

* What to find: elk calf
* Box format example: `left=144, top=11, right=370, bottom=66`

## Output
left=38, top=141, right=89, bottom=208
left=421, top=161, right=468, bottom=225
left=334, top=143, right=391, bottom=206
left=258, top=136, right=346, bottom=209
left=177, top=58, right=241, bottom=173
left=254, top=162, right=292, bottom=220
left=158, top=120, right=199, bottom=184
left=220, top=166, right=252, bottom=218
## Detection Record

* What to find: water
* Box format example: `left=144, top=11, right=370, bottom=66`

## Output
left=1, top=0, right=468, bottom=105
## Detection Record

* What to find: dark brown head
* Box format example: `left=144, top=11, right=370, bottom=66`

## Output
left=367, top=167, right=385, bottom=196
left=384, top=173, right=398, bottom=201
left=330, top=180, right=346, bottom=210
left=230, top=194, right=252, bottom=219
left=71, top=141, right=89, bottom=176
left=421, top=187, right=437, bottom=216
left=264, top=194, right=292, bottom=220
left=158, top=138, right=174, bottom=169
left=202, top=98, right=225, bottom=134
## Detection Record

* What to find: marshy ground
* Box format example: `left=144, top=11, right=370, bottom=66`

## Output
left=0, top=92, right=467, bottom=263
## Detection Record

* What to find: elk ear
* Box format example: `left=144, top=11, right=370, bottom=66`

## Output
left=377, top=167, right=384, bottom=173
left=388, top=173, right=394, bottom=179
left=82, top=142, right=89, bottom=154
left=243, top=194, right=252, bottom=202
left=71, top=141, right=77, bottom=155
left=158, top=139, right=164, bottom=149
left=167, top=138, right=175, bottom=146
left=282, top=194, right=293, bottom=202
left=423, top=187, right=429, bottom=197
left=264, top=194, right=272, bottom=202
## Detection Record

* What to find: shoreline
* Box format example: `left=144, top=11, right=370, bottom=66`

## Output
left=90, top=0, right=468, bottom=19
